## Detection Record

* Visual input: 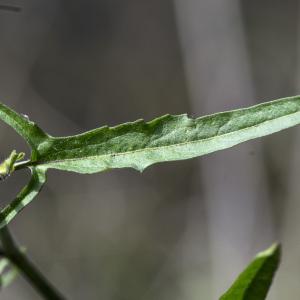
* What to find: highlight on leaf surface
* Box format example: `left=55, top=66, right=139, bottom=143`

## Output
left=220, top=244, right=281, bottom=300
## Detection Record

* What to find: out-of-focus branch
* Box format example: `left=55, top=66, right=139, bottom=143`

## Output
left=0, top=4, right=21, bottom=12
left=0, top=226, right=65, bottom=300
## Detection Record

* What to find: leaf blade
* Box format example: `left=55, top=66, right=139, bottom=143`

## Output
left=219, top=244, right=281, bottom=300
left=1, top=96, right=300, bottom=175
left=0, top=103, right=48, bottom=154
left=31, top=95, right=300, bottom=173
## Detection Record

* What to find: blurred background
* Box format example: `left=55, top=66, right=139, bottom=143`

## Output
left=0, top=1, right=299, bottom=299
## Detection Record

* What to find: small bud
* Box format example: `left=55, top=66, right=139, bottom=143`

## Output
left=0, top=150, right=25, bottom=181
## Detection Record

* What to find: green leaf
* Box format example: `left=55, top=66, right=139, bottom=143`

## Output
left=0, top=103, right=48, bottom=157
left=24, top=95, right=300, bottom=173
left=1, top=96, right=300, bottom=174
left=0, top=167, right=46, bottom=229
left=220, top=244, right=281, bottom=300
left=1, top=96, right=300, bottom=225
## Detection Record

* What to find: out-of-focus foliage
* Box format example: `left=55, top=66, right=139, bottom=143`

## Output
left=0, top=256, right=19, bottom=290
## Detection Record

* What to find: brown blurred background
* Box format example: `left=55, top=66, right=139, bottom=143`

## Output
left=0, top=1, right=299, bottom=299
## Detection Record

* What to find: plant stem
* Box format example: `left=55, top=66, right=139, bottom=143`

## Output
left=0, top=226, right=66, bottom=300
left=14, top=160, right=32, bottom=171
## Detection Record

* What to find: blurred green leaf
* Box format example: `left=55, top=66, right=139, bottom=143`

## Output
left=0, top=256, right=19, bottom=289
left=220, top=244, right=281, bottom=300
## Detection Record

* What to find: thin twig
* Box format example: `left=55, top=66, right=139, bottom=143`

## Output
left=0, top=226, right=66, bottom=300
left=0, top=5, right=21, bottom=12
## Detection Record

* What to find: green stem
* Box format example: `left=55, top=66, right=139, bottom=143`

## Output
left=0, top=226, right=66, bottom=300
left=14, top=160, right=32, bottom=171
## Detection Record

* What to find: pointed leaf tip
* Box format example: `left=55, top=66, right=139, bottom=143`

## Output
left=220, top=243, right=281, bottom=300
